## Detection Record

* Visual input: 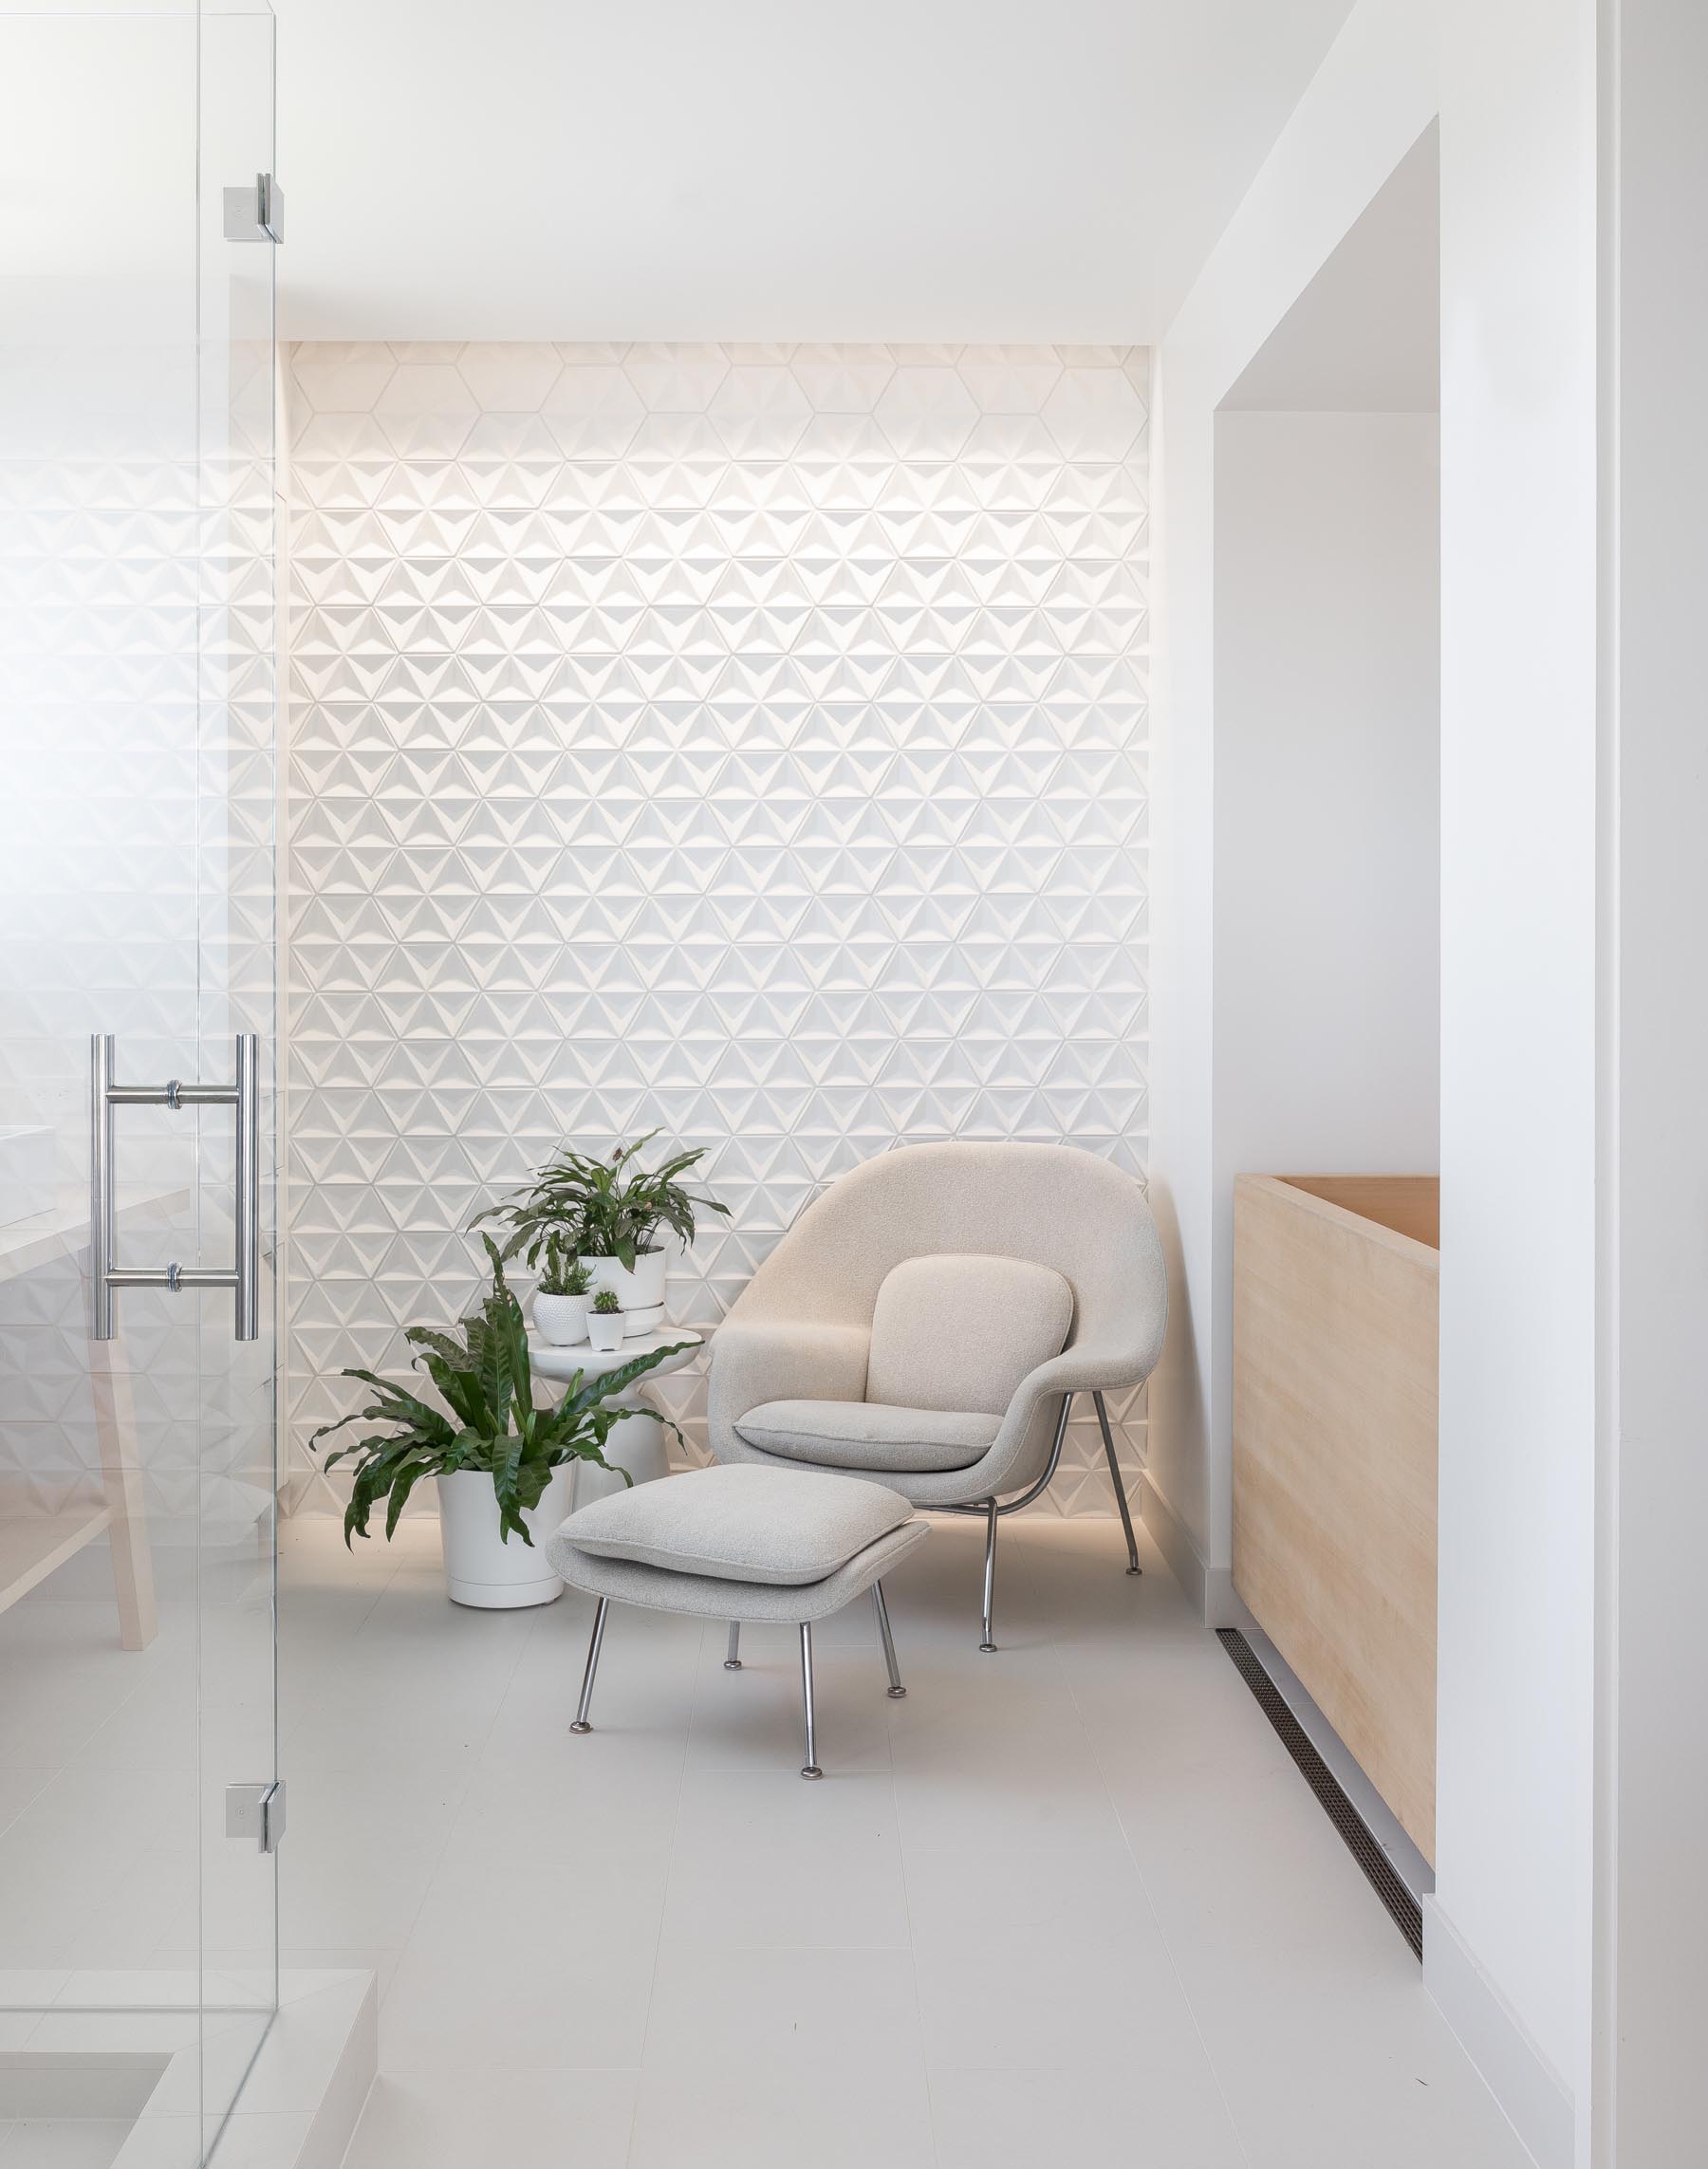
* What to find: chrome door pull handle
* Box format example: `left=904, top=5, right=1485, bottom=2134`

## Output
left=90, top=1032, right=260, bottom=1342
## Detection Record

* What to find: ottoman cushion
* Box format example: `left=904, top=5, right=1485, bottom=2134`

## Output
left=548, top=1462, right=913, bottom=1588
left=548, top=1519, right=930, bottom=1626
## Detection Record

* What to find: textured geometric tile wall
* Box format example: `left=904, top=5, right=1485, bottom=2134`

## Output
left=284, top=342, right=1149, bottom=1515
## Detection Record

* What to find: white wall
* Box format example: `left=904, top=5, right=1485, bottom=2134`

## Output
left=1212, top=411, right=1439, bottom=1203
left=1147, top=0, right=1439, bottom=1600
left=1155, top=1, right=1603, bottom=2160
left=1431, top=4, right=1598, bottom=2156
left=1596, top=1, right=1708, bottom=2158
left=281, top=341, right=1152, bottom=1518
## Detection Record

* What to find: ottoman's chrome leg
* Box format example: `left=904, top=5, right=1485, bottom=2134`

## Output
left=873, top=1581, right=906, bottom=1698
left=569, top=1597, right=609, bottom=1734
left=979, top=1496, right=999, bottom=1652
left=1093, top=1388, right=1142, bottom=1575
left=798, top=1621, right=823, bottom=1780
left=724, top=1621, right=743, bottom=1671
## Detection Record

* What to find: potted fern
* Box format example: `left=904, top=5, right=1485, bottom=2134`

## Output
left=311, top=1240, right=693, bottom=1608
left=475, top=1129, right=729, bottom=1338
left=532, top=1232, right=591, bottom=1347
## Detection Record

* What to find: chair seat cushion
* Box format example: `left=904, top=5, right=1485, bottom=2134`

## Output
left=735, top=1398, right=1000, bottom=1474
left=548, top=1461, right=913, bottom=1588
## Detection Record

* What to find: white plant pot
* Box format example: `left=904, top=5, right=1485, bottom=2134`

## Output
left=585, top=1310, right=624, bottom=1353
left=532, top=1289, right=589, bottom=1345
left=436, top=1465, right=575, bottom=1609
left=582, top=1246, right=668, bottom=1336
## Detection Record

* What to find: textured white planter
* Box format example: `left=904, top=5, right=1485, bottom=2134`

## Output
left=532, top=1289, right=589, bottom=1345
left=585, top=1309, right=624, bottom=1353
left=436, top=1465, right=576, bottom=1609
left=582, top=1246, right=667, bottom=1335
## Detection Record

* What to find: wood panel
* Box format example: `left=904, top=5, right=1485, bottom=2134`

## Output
left=1233, top=1173, right=1439, bottom=1863
left=1275, top=1174, right=1439, bottom=1250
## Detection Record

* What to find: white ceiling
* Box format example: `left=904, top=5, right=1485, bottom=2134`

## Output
left=1220, top=123, right=1439, bottom=412
left=273, top=0, right=1357, bottom=343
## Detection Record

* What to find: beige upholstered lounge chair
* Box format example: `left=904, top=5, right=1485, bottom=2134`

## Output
left=706, top=1140, right=1169, bottom=1649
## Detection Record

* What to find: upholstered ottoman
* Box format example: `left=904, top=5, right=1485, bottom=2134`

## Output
left=544, top=1462, right=928, bottom=1779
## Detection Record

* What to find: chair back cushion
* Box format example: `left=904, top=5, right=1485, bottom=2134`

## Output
left=865, top=1252, right=1073, bottom=1417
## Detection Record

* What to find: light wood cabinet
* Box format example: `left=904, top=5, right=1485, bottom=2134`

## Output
left=1233, top=1174, right=1439, bottom=1863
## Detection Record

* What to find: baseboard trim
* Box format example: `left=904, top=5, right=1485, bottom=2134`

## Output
left=1136, top=1471, right=1207, bottom=1614
left=1422, top=1898, right=1572, bottom=2169
left=1203, top=1561, right=1239, bottom=1627
left=1137, top=1471, right=1245, bottom=1623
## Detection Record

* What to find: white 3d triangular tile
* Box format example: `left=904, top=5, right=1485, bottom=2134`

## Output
left=285, top=343, right=1150, bottom=1515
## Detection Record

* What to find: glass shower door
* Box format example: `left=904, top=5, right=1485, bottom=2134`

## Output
left=0, top=6, right=279, bottom=2162
left=193, top=4, right=282, bottom=2143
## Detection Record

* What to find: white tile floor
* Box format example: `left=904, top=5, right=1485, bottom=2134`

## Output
left=272, top=1511, right=1537, bottom=2169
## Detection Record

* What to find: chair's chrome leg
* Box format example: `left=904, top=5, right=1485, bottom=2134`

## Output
left=1093, top=1389, right=1142, bottom=1575
left=569, top=1597, right=609, bottom=1733
left=979, top=1496, right=999, bottom=1652
left=873, top=1580, right=906, bottom=1698
left=799, top=1621, right=823, bottom=1779
left=724, top=1621, right=743, bottom=1670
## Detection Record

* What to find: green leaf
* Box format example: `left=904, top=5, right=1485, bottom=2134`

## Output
left=313, top=1369, right=457, bottom=1451
left=489, top=1430, right=531, bottom=1545
left=382, top=1454, right=436, bottom=1538
left=404, top=1326, right=466, bottom=1366
left=554, top=1339, right=696, bottom=1423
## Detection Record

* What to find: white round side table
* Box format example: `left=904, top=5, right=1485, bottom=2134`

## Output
left=529, top=1328, right=703, bottom=1507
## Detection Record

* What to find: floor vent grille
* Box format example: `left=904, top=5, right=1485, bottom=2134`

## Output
left=1216, top=1628, right=1423, bottom=1960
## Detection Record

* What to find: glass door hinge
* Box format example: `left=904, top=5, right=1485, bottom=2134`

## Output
left=226, top=1778, right=287, bottom=1853
left=224, top=172, right=284, bottom=243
